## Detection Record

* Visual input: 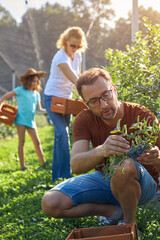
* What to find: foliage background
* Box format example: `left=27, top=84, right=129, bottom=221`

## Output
left=105, top=18, right=160, bottom=116
left=1, top=0, right=160, bottom=81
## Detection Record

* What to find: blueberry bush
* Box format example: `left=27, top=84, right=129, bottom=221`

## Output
left=105, top=17, right=160, bottom=117
left=102, top=116, right=160, bottom=178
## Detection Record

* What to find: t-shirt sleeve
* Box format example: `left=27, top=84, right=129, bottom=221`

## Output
left=73, top=110, right=92, bottom=143
left=55, top=51, right=69, bottom=66
left=13, top=86, right=21, bottom=96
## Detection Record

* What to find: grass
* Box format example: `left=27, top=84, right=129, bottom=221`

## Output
left=0, top=125, right=100, bottom=240
left=0, top=125, right=160, bottom=239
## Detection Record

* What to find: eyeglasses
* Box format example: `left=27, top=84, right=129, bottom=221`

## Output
left=69, top=43, right=82, bottom=50
left=85, top=89, right=113, bottom=108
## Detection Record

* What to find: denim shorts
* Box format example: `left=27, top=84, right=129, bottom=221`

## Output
left=51, top=160, right=157, bottom=206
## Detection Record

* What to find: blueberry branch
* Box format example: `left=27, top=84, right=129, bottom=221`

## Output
left=102, top=116, right=160, bottom=179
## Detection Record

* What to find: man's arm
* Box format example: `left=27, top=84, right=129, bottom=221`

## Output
left=71, top=135, right=130, bottom=174
left=71, top=139, right=104, bottom=174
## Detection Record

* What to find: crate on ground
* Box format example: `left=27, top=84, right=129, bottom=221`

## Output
left=66, top=223, right=138, bottom=240
left=0, top=103, right=17, bottom=126
left=50, top=96, right=87, bottom=116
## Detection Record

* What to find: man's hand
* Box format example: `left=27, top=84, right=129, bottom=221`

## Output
left=137, top=146, right=160, bottom=171
left=101, top=135, right=130, bottom=158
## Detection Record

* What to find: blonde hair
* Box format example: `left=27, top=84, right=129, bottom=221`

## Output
left=56, top=26, right=87, bottom=52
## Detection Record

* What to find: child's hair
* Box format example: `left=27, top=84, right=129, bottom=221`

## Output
left=22, top=75, right=41, bottom=92
left=19, top=68, right=46, bottom=92
left=56, top=26, right=87, bottom=52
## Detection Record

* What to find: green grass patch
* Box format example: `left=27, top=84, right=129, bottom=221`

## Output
left=0, top=126, right=160, bottom=239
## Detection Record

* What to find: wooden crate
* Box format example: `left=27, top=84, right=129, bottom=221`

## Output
left=66, top=224, right=138, bottom=240
left=0, top=103, right=17, bottom=126
left=50, top=96, right=87, bottom=116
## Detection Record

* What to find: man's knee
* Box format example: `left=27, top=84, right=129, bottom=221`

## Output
left=111, top=159, right=141, bottom=201
left=41, top=191, right=73, bottom=218
left=115, top=158, right=138, bottom=179
left=111, top=158, right=138, bottom=191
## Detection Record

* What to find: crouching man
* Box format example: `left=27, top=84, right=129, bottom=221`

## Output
left=42, top=68, right=160, bottom=225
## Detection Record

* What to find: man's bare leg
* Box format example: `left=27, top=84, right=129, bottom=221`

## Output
left=111, top=158, right=141, bottom=224
left=42, top=159, right=140, bottom=223
left=42, top=191, right=116, bottom=218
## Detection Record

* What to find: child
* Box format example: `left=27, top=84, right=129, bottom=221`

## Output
left=0, top=68, right=47, bottom=170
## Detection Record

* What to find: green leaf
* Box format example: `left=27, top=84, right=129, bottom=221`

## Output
left=110, top=128, right=121, bottom=134
left=110, top=119, right=121, bottom=134
left=130, top=123, right=139, bottom=129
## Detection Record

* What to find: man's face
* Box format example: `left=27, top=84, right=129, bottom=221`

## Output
left=82, top=76, right=119, bottom=121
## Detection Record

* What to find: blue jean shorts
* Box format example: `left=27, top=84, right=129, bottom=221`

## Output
left=51, top=160, right=157, bottom=206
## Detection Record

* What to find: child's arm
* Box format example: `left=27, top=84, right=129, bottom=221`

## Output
left=0, top=91, right=16, bottom=106
left=37, top=101, right=46, bottom=113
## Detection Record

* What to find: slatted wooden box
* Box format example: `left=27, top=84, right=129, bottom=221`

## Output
left=0, top=103, right=17, bottom=126
left=50, top=96, right=87, bottom=116
left=66, top=224, right=138, bottom=240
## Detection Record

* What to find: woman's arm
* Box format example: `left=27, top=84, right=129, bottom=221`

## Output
left=58, top=63, right=78, bottom=86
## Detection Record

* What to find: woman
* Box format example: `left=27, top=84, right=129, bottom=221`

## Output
left=44, top=26, right=87, bottom=181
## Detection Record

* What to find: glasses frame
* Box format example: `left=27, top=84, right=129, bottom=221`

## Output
left=85, top=88, right=113, bottom=108
left=68, top=41, right=82, bottom=50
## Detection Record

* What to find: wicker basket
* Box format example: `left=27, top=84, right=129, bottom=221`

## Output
left=50, top=96, right=87, bottom=116
left=0, top=103, right=17, bottom=126
left=66, top=224, right=138, bottom=240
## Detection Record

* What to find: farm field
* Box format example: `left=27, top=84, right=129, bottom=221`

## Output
left=0, top=125, right=160, bottom=239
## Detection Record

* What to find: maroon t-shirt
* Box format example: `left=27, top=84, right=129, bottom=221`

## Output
left=73, top=102, right=160, bottom=188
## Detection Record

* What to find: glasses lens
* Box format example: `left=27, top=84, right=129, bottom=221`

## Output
left=103, top=91, right=112, bottom=100
left=88, top=98, right=99, bottom=108
left=70, top=44, right=76, bottom=49
left=70, top=43, right=82, bottom=49
left=87, top=90, right=113, bottom=108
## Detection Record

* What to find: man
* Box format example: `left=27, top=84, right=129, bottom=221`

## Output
left=42, top=68, right=160, bottom=225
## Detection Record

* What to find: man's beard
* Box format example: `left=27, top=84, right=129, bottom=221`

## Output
left=99, top=106, right=116, bottom=120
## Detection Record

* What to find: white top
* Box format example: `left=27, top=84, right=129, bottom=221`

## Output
left=44, top=49, right=82, bottom=99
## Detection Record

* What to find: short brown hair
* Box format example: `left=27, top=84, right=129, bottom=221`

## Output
left=77, top=68, right=113, bottom=98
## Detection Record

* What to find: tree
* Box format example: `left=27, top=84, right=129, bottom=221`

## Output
left=105, top=18, right=160, bottom=116
left=22, top=0, right=115, bottom=71
left=71, top=0, right=115, bottom=68
left=0, top=5, right=16, bottom=27
left=0, top=5, right=17, bottom=56
left=30, top=3, right=78, bottom=72
left=105, top=6, right=160, bottom=51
